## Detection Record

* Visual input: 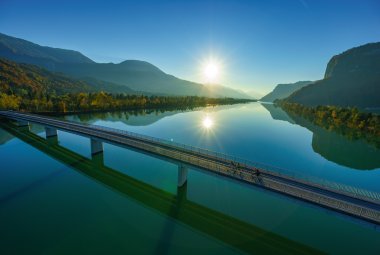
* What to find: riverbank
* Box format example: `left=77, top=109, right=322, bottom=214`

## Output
left=277, top=101, right=380, bottom=148
left=0, top=92, right=256, bottom=114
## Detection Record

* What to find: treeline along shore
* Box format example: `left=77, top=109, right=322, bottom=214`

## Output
left=0, top=91, right=255, bottom=114
left=278, top=101, right=380, bottom=148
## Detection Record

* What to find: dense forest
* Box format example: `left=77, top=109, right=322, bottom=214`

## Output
left=278, top=101, right=380, bottom=148
left=0, top=92, right=254, bottom=113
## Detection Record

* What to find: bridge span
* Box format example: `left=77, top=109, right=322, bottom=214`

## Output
left=1, top=110, right=380, bottom=224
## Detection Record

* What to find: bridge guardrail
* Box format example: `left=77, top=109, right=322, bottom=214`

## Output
left=87, top=120, right=380, bottom=204
left=1, top=110, right=380, bottom=204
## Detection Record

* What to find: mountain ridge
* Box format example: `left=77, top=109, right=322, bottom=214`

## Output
left=0, top=58, right=134, bottom=95
left=0, top=33, right=94, bottom=67
left=287, top=42, right=380, bottom=108
left=260, top=81, right=313, bottom=102
left=0, top=33, right=250, bottom=99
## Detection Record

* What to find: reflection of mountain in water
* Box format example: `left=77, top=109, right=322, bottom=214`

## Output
left=0, top=122, right=46, bottom=145
left=0, top=104, right=247, bottom=145
left=262, top=104, right=380, bottom=170
left=65, top=109, right=186, bottom=126
left=0, top=129, right=13, bottom=145
left=261, top=103, right=295, bottom=124
left=65, top=104, right=248, bottom=127
left=0, top=110, right=184, bottom=137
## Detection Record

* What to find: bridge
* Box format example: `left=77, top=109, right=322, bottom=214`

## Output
left=1, top=110, right=380, bottom=225
left=0, top=121, right=321, bottom=254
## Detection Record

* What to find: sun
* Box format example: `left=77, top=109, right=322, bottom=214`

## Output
left=203, top=62, right=219, bottom=82
left=199, top=55, right=224, bottom=84
left=202, top=59, right=220, bottom=83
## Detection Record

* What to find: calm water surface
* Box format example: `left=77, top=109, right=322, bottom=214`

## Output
left=0, top=102, right=379, bottom=254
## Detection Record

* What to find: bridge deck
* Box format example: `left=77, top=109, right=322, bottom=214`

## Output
left=1, top=110, right=380, bottom=224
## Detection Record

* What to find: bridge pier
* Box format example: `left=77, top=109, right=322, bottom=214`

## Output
left=16, top=120, right=29, bottom=127
left=177, top=164, right=188, bottom=187
left=91, top=138, right=103, bottom=155
left=45, top=127, right=58, bottom=138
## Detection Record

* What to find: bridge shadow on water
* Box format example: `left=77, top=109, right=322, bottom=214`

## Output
left=0, top=121, right=323, bottom=255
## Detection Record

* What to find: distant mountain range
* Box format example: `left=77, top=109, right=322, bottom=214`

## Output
left=286, top=42, right=380, bottom=108
left=245, top=89, right=263, bottom=100
left=0, top=33, right=250, bottom=98
left=260, top=81, right=313, bottom=102
left=0, top=58, right=134, bottom=95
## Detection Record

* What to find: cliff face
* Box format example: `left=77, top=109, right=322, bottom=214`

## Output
left=324, top=42, right=380, bottom=78
left=287, top=42, right=380, bottom=109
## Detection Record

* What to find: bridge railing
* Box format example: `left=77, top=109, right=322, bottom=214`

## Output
left=87, top=121, right=380, bottom=203
left=2, top=110, right=380, bottom=204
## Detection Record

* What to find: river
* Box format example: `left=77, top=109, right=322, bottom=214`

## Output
left=0, top=102, right=379, bottom=254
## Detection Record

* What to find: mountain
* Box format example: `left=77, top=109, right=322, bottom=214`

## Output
left=260, top=81, right=313, bottom=102
left=0, top=33, right=94, bottom=69
left=0, top=129, right=13, bottom=145
left=0, top=58, right=134, bottom=95
left=0, top=33, right=250, bottom=98
left=53, top=60, right=250, bottom=98
left=287, top=42, right=380, bottom=108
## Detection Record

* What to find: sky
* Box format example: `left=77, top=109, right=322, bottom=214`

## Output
left=0, top=0, right=380, bottom=95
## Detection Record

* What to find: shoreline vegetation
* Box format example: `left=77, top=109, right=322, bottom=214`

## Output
left=277, top=101, right=380, bottom=148
left=0, top=91, right=256, bottom=114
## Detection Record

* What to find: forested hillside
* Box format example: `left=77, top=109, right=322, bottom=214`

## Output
left=0, top=33, right=250, bottom=98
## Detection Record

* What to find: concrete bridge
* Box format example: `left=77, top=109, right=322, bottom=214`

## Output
left=0, top=121, right=322, bottom=254
left=1, top=110, right=380, bottom=225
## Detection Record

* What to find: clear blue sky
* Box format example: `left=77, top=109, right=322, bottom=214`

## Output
left=1, top=0, right=379, bottom=94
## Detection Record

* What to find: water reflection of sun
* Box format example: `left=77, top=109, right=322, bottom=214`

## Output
left=202, top=116, right=214, bottom=129
left=196, top=112, right=224, bottom=154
